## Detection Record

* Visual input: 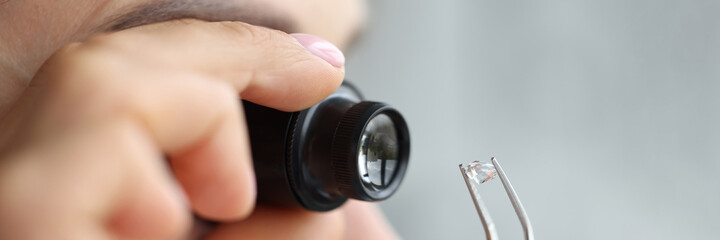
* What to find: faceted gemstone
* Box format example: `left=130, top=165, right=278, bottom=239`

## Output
left=465, top=161, right=496, bottom=185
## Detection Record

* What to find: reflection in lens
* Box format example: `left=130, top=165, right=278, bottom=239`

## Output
left=358, top=114, right=399, bottom=191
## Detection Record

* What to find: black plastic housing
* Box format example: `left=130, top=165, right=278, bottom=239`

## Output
left=243, top=82, right=409, bottom=211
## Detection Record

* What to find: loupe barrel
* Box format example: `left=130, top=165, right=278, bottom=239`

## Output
left=243, top=82, right=410, bottom=211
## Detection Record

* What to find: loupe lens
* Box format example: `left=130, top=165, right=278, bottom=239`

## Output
left=358, top=114, right=399, bottom=191
left=333, top=101, right=410, bottom=201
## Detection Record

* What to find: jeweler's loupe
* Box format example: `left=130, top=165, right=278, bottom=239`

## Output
left=243, top=81, right=410, bottom=211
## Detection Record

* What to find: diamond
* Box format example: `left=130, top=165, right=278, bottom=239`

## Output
left=464, top=161, right=496, bottom=185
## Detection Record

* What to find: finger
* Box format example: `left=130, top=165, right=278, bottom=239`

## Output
left=205, top=207, right=345, bottom=240
left=38, top=70, right=256, bottom=221
left=0, top=120, right=189, bottom=239
left=114, top=21, right=345, bottom=219
left=26, top=19, right=346, bottom=222
left=342, top=201, right=400, bottom=240
left=168, top=91, right=256, bottom=220
left=24, top=58, right=253, bottom=223
left=58, top=73, right=255, bottom=220
left=108, top=19, right=345, bottom=111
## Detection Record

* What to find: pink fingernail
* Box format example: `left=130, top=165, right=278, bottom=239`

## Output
left=290, top=33, right=345, bottom=67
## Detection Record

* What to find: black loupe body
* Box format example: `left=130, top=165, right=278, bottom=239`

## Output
left=243, top=82, right=410, bottom=211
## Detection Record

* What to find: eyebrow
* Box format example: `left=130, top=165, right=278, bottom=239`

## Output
left=101, top=0, right=296, bottom=33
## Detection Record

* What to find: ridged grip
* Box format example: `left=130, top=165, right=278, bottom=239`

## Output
left=331, top=101, right=378, bottom=200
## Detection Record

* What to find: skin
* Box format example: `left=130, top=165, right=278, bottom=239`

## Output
left=0, top=0, right=399, bottom=239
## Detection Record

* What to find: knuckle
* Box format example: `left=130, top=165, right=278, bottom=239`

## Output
left=46, top=54, right=117, bottom=96
left=206, top=81, right=240, bottom=112
left=39, top=42, right=82, bottom=73
left=37, top=58, right=132, bottom=125
left=40, top=36, right=136, bottom=101
left=80, top=32, right=144, bottom=58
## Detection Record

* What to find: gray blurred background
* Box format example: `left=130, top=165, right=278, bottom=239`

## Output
left=345, top=1, right=720, bottom=239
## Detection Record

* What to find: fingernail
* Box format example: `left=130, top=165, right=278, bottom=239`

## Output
left=290, top=33, right=345, bottom=67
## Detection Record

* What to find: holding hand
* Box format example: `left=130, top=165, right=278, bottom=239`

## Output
left=0, top=19, right=396, bottom=239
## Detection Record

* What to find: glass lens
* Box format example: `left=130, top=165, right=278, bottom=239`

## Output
left=358, top=114, right=399, bottom=191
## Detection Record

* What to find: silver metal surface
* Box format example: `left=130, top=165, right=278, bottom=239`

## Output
left=459, top=164, right=499, bottom=240
left=491, top=157, right=535, bottom=240
left=459, top=158, right=534, bottom=240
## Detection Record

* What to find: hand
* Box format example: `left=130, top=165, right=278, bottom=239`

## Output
left=0, top=19, right=396, bottom=239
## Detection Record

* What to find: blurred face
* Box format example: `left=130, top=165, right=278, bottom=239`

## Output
left=0, top=0, right=364, bottom=104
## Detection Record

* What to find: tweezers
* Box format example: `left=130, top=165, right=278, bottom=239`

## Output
left=459, top=157, right=534, bottom=240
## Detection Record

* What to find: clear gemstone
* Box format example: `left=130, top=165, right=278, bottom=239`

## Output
left=465, top=161, right=496, bottom=185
